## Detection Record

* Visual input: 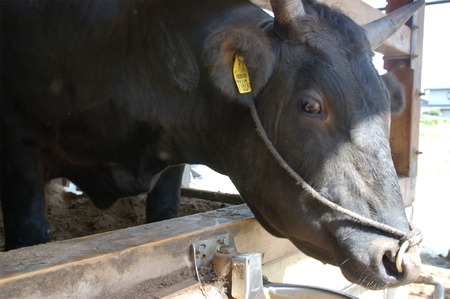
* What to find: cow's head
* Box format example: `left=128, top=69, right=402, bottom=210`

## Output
left=203, top=0, right=423, bottom=289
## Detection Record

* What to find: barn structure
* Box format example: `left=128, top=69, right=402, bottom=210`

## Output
left=0, top=0, right=426, bottom=298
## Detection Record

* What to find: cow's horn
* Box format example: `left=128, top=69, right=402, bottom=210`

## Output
left=363, top=0, right=425, bottom=50
left=270, top=0, right=306, bottom=27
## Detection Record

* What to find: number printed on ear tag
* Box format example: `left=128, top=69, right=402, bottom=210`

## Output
left=233, top=53, right=252, bottom=94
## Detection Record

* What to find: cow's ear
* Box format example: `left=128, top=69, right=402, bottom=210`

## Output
left=203, top=26, right=278, bottom=105
left=382, top=72, right=406, bottom=114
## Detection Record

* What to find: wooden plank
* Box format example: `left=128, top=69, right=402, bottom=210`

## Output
left=408, top=2, right=425, bottom=206
left=250, top=0, right=411, bottom=56
left=398, top=176, right=412, bottom=206
left=0, top=205, right=297, bottom=298
left=390, top=68, right=415, bottom=178
left=388, top=0, right=424, bottom=206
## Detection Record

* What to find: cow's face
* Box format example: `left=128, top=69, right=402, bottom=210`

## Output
left=204, top=1, right=421, bottom=289
left=255, top=38, right=419, bottom=288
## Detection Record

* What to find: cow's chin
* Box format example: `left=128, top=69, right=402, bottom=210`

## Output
left=293, top=247, right=397, bottom=290
left=292, top=237, right=421, bottom=290
left=291, top=240, right=337, bottom=266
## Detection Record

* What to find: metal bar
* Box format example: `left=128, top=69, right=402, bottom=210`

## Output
left=384, top=55, right=419, bottom=60
left=415, top=274, right=445, bottom=299
left=378, top=0, right=450, bottom=9
left=0, top=205, right=297, bottom=298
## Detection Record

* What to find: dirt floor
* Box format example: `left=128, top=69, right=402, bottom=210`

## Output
left=0, top=182, right=232, bottom=251
left=0, top=183, right=448, bottom=298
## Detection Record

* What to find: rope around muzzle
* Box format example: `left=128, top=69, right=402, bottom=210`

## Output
left=248, top=99, right=422, bottom=273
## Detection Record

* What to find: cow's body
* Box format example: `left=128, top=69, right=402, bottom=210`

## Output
left=1, top=0, right=421, bottom=289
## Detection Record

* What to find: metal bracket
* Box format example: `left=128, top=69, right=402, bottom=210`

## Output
left=191, top=235, right=265, bottom=298
left=384, top=55, right=419, bottom=60
left=191, top=233, right=234, bottom=270
left=231, top=253, right=265, bottom=299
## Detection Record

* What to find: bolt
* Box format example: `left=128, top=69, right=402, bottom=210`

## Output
left=414, top=147, right=423, bottom=155
left=396, top=61, right=406, bottom=69
left=219, top=245, right=236, bottom=254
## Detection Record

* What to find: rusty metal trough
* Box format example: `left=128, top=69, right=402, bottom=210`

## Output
left=0, top=204, right=300, bottom=298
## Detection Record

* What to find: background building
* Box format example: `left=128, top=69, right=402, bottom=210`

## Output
left=421, top=87, right=450, bottom=118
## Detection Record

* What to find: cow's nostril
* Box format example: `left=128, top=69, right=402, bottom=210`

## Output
left=382, top=252, right=403, bottom=280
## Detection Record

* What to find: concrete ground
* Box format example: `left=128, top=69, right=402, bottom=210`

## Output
left=414, top=122, right=450, bottom=258
left=409, top=121, right=450, bottom=298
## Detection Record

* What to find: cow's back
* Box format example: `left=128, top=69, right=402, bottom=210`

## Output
left=0, top=0, right=268, bottom=203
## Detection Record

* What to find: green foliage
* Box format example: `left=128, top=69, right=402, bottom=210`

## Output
left=428, top=108, right=443, bottom=117
left=420, top=118, right=439, bottom=126
left=420, top=113, right=449, bottom=127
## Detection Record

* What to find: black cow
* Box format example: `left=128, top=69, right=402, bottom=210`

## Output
left=1, top=0, right=422, bottom=289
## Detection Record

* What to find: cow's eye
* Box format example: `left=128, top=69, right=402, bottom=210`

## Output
left=300, top=97, right=321, bottom=114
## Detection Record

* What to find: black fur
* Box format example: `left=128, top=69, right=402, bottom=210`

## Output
left=382, top=72, right=406, bottom=114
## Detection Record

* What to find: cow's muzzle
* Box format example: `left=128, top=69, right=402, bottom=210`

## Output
left=342, top=236, right=422, bottom=289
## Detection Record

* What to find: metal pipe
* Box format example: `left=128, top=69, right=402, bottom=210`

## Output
left=415, top=274, right=445, bottom=299
left=378, top=0, right=450, bottom=10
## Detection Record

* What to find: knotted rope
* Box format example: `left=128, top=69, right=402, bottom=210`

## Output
left=248, top=99, right=422, bottom=273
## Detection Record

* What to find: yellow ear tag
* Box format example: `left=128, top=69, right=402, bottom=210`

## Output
left=233, top=53, right=252, bottom=94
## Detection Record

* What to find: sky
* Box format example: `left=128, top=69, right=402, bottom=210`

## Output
left=363, top=1, right=450, bottom=89
left=421, top=3, right=450, bottom=89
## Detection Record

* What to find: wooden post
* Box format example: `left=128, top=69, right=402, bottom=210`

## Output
left=385, top=0, right=425, bottom=206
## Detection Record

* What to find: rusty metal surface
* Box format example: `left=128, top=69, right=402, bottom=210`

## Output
left=0, top=205, right=297, bottom=298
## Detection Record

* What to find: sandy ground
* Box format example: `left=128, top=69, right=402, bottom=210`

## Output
left=407, top=121, right=450, bottom=298
left=407, top=174, right=450, bottom=299
left=0, top=182, right=232, bottom=251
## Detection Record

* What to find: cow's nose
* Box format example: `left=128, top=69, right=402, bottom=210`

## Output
left=379, top=241, right=421, bottom=286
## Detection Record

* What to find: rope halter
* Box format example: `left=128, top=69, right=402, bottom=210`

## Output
left=248, top=98, right=422, bottom=273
